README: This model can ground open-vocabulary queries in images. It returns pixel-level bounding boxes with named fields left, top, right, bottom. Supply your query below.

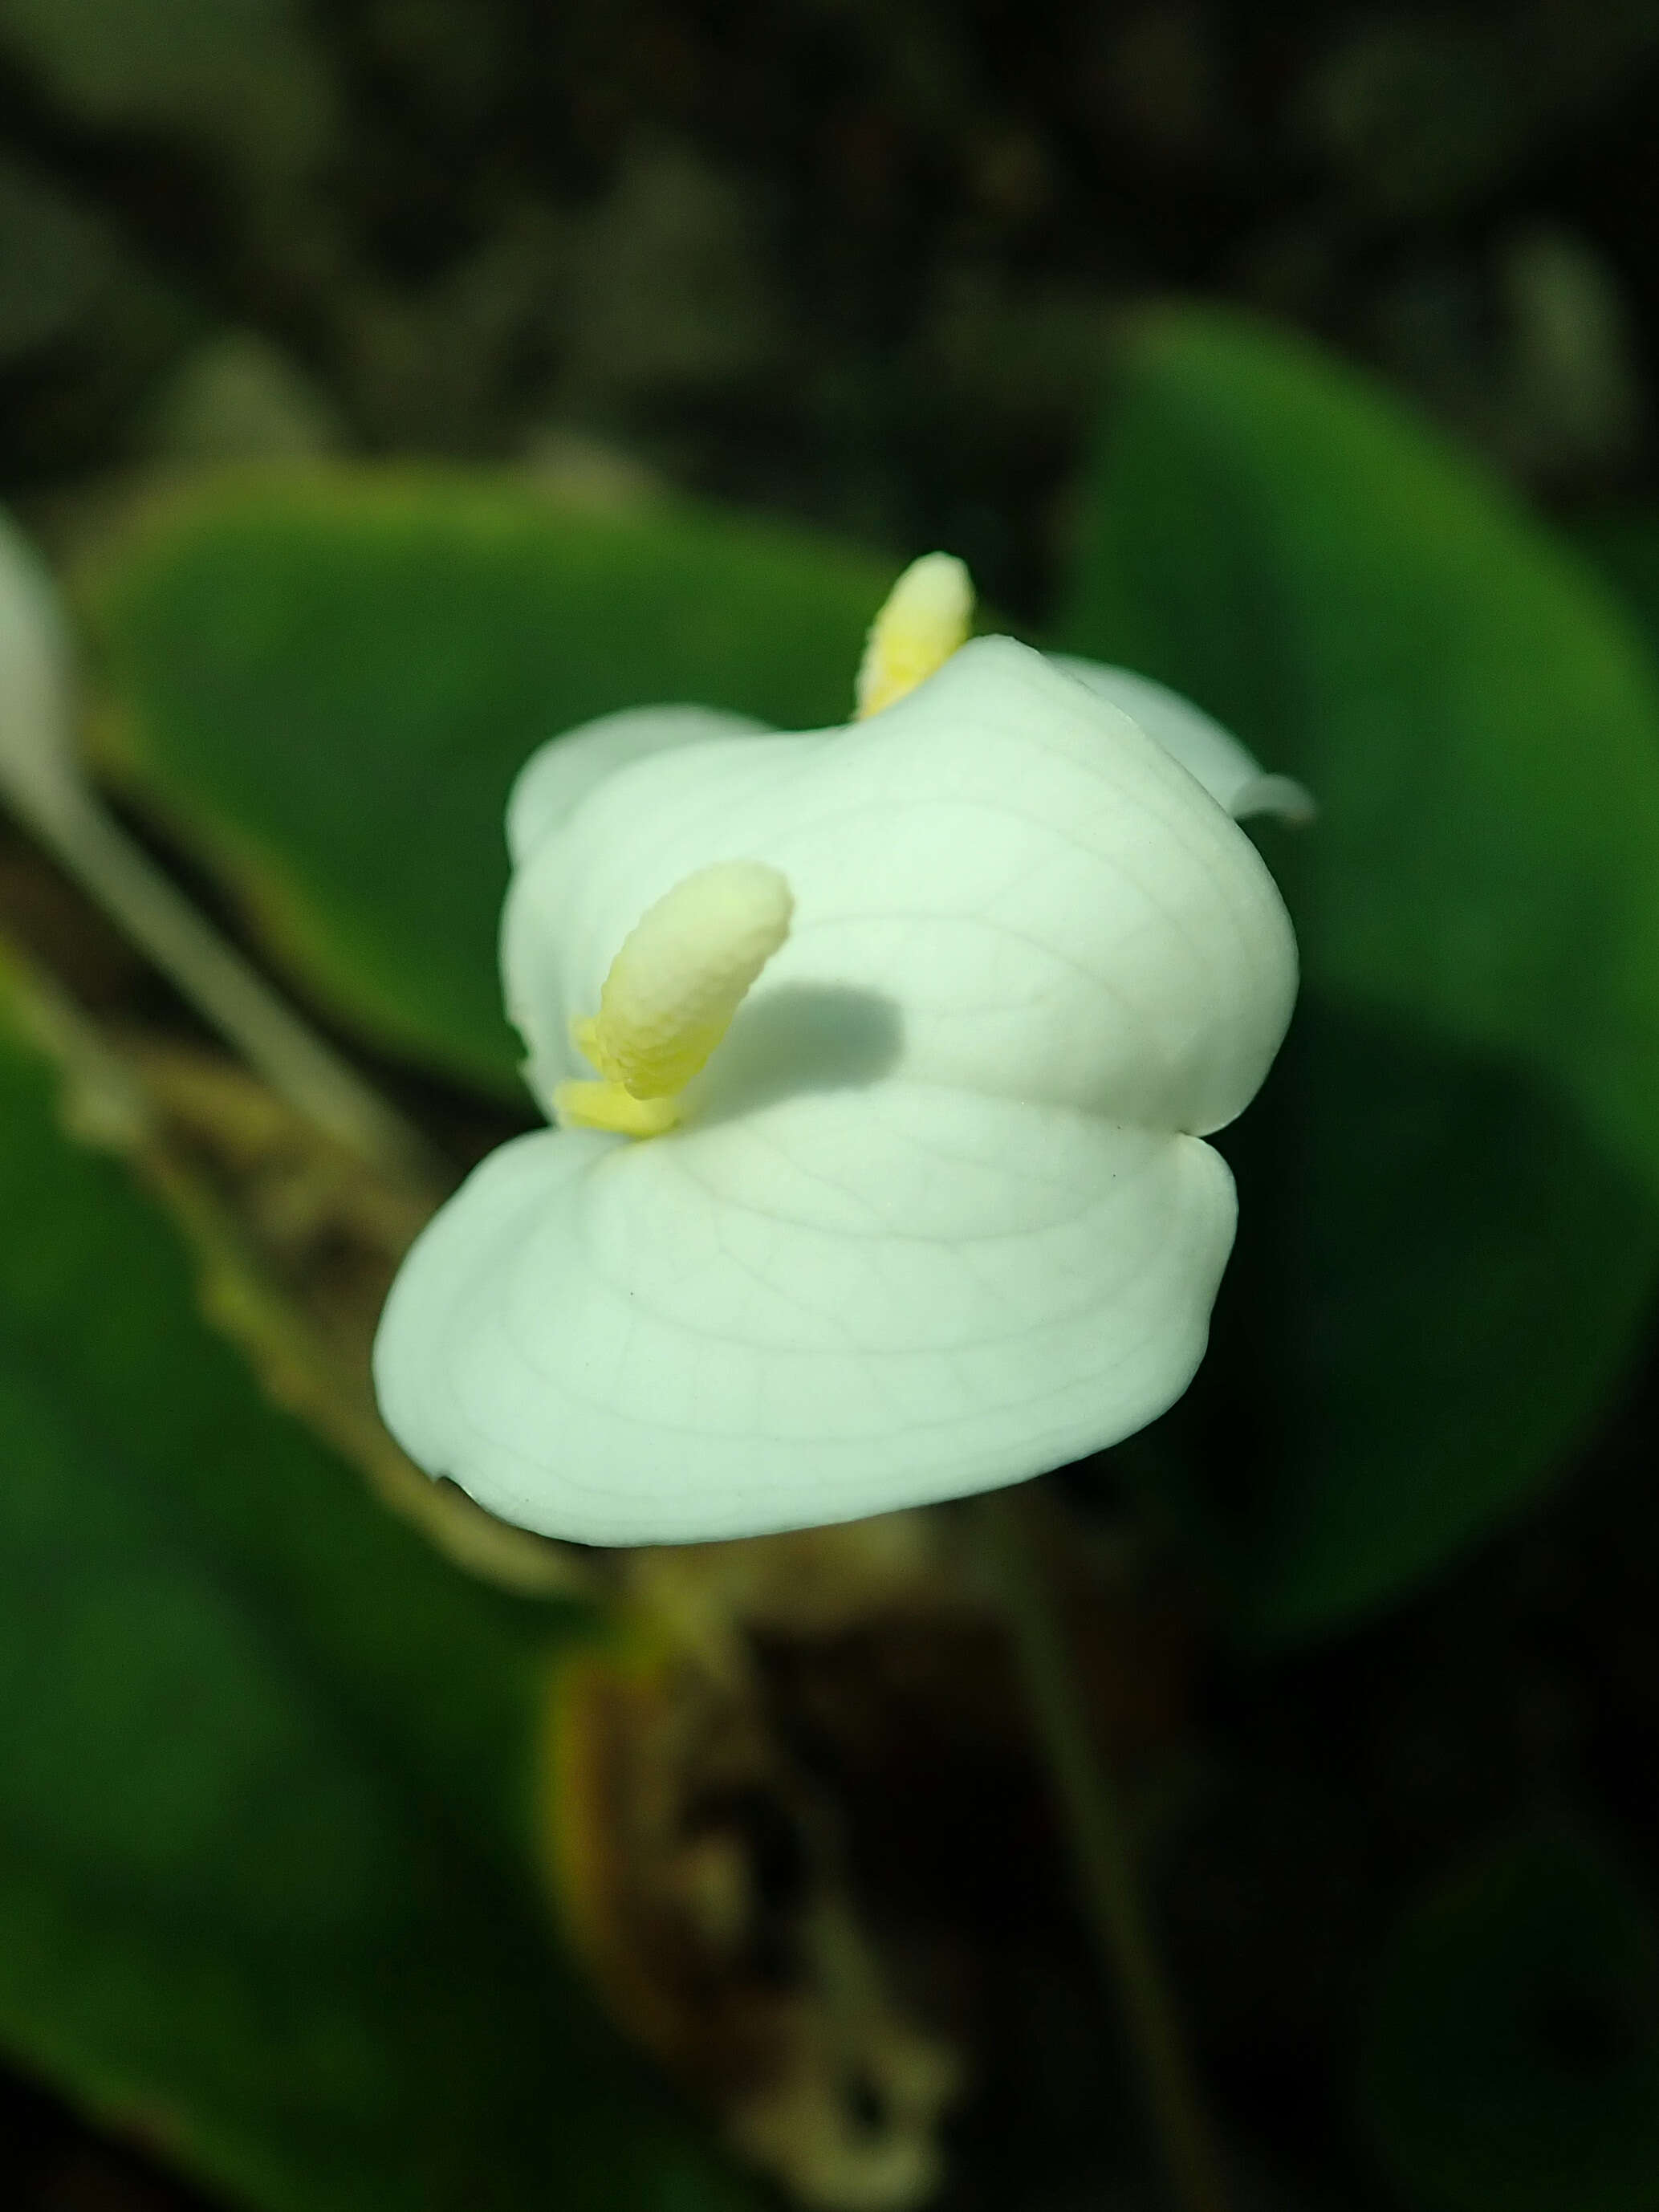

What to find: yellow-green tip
left=855, top=552, right=974, bottom=718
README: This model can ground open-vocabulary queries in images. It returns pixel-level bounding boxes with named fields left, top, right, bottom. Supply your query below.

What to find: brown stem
left=974, top=1484, right=1229, bottom=2212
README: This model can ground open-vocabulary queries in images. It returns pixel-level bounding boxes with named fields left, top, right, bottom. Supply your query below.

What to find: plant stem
left=0, top=509, right=445, bottom=1196
left=974, top=1484, right=1229, bottom=2212
left=31, top=786, right=447, bottom=1196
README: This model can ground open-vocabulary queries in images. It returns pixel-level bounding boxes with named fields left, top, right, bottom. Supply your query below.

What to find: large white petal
left=1051, top=656, right=1314, bottom=824
left=504, top=637, right=1297, bottom=1138
left=372, top=1082, right=1236, bottom=1545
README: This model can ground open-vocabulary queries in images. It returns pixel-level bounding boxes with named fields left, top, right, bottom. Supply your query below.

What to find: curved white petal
left=1052, top=656, right=1315, bottom=825
left=506, top=704, right=767, bottom=866
left=505, top=637, right=1297, bottom=1139
left=372, top=1084, right=1237, bottom=1545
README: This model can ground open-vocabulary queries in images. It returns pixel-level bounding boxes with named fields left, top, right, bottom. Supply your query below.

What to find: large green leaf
left=1059, top=310, right=1659, bottom=1637
left=1575, top=513, right=1659, bottom=663
left=76, top=475, right=892, bottom=1091
left=1360, top=1826, right=1659, bottom=2212
left=0, top=972, right=754, bottom=2211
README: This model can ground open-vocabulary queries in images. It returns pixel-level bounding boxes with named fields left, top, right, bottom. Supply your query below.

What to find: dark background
left=4, top=1, right=1657, bottom=609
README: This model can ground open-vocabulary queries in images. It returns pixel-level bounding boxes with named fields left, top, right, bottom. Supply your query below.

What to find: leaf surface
left=0, top=971, right=754, bottom=2211
left=79, top=475, right=891, bottom=1089
left=1061, top=311, right=1659, bottom=1634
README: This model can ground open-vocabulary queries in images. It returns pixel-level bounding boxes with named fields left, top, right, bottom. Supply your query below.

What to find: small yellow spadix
left=552, top=860, right=794, bottom=1137
left=855, top=552, right=974, bottom=719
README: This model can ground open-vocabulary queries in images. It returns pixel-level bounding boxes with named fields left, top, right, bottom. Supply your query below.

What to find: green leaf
left=1574, top=512, right=1659, bottom=662
left=1059, top=310, right=1659, bottom=1637
left=76, top=474, right=892, bottom=1092
left=1360, top=1826, right=1659, bottom=2212
left=0, top=970, right=755, bottom=2211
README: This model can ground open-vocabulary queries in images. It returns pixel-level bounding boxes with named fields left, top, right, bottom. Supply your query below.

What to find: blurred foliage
left=0, top=961, right=756, bottom=2212
left=0, top=0, right=1654, bottom=570
left=75, top=482, right=889, bottom=1088
left=1061, top=308, right=1659, bottom=1637
left=0, top=0, right=337, bottom=183
left=1360, top=1824, right=1659, bottom=2211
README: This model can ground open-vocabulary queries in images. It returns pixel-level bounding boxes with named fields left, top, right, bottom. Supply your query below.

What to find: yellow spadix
left=551, top=860, right=794, bottom=1137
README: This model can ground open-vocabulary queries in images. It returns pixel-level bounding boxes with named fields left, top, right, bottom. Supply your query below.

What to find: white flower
left=373, top=557, right=1303, bottom=1547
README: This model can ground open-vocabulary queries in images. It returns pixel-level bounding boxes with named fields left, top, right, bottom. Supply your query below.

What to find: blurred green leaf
left=1360, top=1825, right=1659, bottom=2212
left=1574, top=513, right=1659, bottom=656
left=0, top=970, right=755, bottom=2211
left=1060, top=310, right=1659, bottom=1637
left=77, top=474, right=891, bottom=1092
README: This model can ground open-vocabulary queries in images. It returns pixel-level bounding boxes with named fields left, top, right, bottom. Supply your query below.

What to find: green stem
left=974, top=1485, right=1229, bottom=2212
left=28, top=785, right=445, bottom=1196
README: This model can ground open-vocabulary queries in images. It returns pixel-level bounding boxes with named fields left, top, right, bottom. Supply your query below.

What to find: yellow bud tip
left=553, top=860, right=794, bottom=1137
left=855, top=552, right=974, bottom=719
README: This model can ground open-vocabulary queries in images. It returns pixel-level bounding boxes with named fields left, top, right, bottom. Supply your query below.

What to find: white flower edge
left=375, top=637, right=1299, bottom=1546
left=1051, top=657, right=1315, bottom=825
left=506, top=703, right=766, bottom=866
left=503, top=653, right=1314, bottom=878
left=375, top=1096, right=1238, bottom=1544
left=502, top=640, right=1295, bottom=1135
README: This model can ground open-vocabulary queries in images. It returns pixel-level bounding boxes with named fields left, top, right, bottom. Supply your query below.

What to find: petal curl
left=372, top=1084, right=1237, bottom=1545
left=1052, top=656, right=1315, bottom=825
left=504, top=638, right=1297, bottom=1138
left=506, top=704, right=766, bottom=866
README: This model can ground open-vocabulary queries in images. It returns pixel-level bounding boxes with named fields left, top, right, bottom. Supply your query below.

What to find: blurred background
left=2, top=0, right=1656, bottom=604
left=5, top=6, right=1659, bottom=2212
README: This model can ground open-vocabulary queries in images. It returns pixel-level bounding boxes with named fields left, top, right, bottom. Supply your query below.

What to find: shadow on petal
left=687, top=982, right=904, bottom=1128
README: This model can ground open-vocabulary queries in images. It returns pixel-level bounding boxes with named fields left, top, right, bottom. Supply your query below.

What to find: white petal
left=504, top=637, right=1297, bottom=1138
left=506, top=704, right=767, bottom=866
left=372, top=1084, right=1237, bottom=1545
left=1052, top=656, right=1315, bottom=825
